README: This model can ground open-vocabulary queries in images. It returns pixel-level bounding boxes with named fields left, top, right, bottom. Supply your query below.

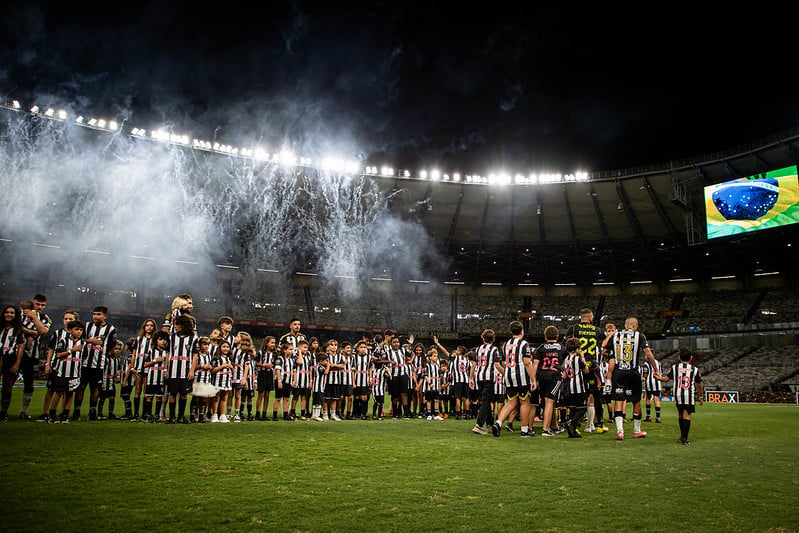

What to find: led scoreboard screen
left=704, top=165, right=799, bottom=240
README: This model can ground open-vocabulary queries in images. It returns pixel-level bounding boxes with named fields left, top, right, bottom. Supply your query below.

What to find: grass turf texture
left=1, top=393, right=798, bottom=532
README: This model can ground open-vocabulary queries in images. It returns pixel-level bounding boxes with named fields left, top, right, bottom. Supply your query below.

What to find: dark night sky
left=2, top=1, right=797, bottom=174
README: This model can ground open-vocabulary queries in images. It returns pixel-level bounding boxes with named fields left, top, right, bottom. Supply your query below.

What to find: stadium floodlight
left=669, top=278, right=693, bottom=282
left=97, top=119, right=106, bottom=128
left=279, top=150, right=297, bottom=167
left=419, top=170, right=428, bottom=180
left=711, top=275, right=736, bottom=280
left=30, top=105, right=40, bottom=114
left=430, top=170, right=440, bottom=181
left=44, top=108, right=55, bottom=117
left=402, top=170, right=411, bottom=178
left=75, top=116, right=84, bottom=124
left=11, top=100, right=21, bottom=109
left=630, top=280, right=652, bottom=284
left=87, top=118, right=97, bottom=126
left=108, top=120, right=118, bottom=131
left=380, top=166, right=393, bottom=176
left=452, top=173, right=461, bottom=181
left=57, top=110, right=68, bottom=120
left=253, top=148, right=269, bottom=161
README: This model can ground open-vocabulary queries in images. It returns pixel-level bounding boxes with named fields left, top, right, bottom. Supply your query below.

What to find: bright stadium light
left=419, top=170, right=428, bottom=180
left=430, top=170, right=440, bottom=181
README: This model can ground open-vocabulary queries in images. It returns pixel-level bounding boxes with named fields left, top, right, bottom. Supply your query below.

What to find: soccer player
left=385, top=336, right=413, bottom=419
left=142, top=331, right=169, bottom=423
left=18, top=294, right=51, bottom=419
left=97, top=340, right=123, bottom=420
left=351, top=340, right=372, bottom=420
left=291, top=339, right=312, bottom=420
left=642, top=358, right=663, bottom=423
left=48, top=319, right=85, bottom=424
left=604, top=317, right=660, bottom=440
left=370, top=358, right=390, bottom=420
left=323, top=339, right=344, bottom=420
left=654, top=347, right=704, bottom=444
left=433, top=336, right=470, bottom=419
left=39, top=309, right=79, bottom=423
left=492, top=320, right=535, bottom=438
left=191, top=336, right=215, bottom=422
left=471, top=329, right=503, bottom=435
left=255, top=336, right=276, bottom=420
left=565, top=308, right=608, bottom=433
left=338, top=341, right=354, bottom=419
left=531, top=325, right=567, bottom=437
left=128, top=318, right=158, bottom=420
left=309, top=352, right=329, bottom=421
left=210, top=339, right=234, bottom=423
left=279, top=317, right=306, bottom=351
left=164, top=314, right=199, bottom=424
left=274, top=342, right=295, bottom=421
left=561, top=337, right=590, bottom=438
left=73, top=306, right=116, bottom=421
left=422, top=347, right=444, bottom=420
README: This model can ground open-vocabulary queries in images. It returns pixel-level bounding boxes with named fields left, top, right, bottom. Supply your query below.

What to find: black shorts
left=451, top=382, right=469, bottom=399
left=610, top=370, right=642, bottom=403
left=80, top=367, right=103, bottom=388
left=353, top=386, right=369, bottom=397
left=145, top=384, right=165, bottom=396
left=675, top=403, right=696, bottom=414
left=275, top=383, right=293, bottom=399
left=100, top=387, right=116, bottom=399
left=324, top=383, right=342, bottom=400
left=538, top=373, right=560, bottom=400
left=505, top=385, right=531, bottom=401
left=292, top=387, right=310, bottom=398
left=342, top=384, right=354, bottom=397
left=389, top=376, right=410, bottom=397
left=166, top=377, right=193, bottom=396
left=424, top=390, right=440, bottom=402
left=563, top=392, right=588, bottom=408
left=257, top=371, right=274, bottom=392
left=51, top=376, right=72, bottom=393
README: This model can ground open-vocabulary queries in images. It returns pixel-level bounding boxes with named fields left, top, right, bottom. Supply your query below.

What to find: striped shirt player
left=212, top=355, right=233, bottom=391
left=46, top=327, right=71, bottom=381
left=293, top=352, right=313, bottom=390
left=422, top=360, right=441, bottom=394
left=560, top=339, right=590, bottom=437
left=131, top=335, right=153, bottom=377
left=605, top=318, right=659, bottom=439
left=370, top=365, right=390, bottom=419
left=641, top=360, right=663, bottom=395
left=194, top=351, right=213, bottom=385
left=310, top=359, right=329, bottom=420
left=351, top=349, right=372, bottom=391
left=165, top=330, right=199, bottom=423
left=502, top=337, right=533, bottom=391
left=449, top=351, right=471, bottom=404
left=274, top=352, right=294, bottom=398
left=81, top=320, right=116, bottom=385
left=666, top=361, right=702, bottom=407
left=230, top=347, right=248, bottom=388
left=660, top=348, right=704, bottom=444
left=472, top=338, right=502, bottom=430
left=53, top=334, right=84, bottom=390
left=144, top=348, right=167, bottom=391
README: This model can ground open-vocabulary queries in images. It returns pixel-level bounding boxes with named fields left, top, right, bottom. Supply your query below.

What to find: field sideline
left=1, top=391, right=797, bottom=532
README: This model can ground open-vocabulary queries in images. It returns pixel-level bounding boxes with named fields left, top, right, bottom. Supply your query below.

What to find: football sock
left=178, top=397, right=187, bottom=419
left=21, top=392, right=33, bottom=414
left=614, top=411, right=624, bottom=433
left=633, top=413, right=642, bottom=433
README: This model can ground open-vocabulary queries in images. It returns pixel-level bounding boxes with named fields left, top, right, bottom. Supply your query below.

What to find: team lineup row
left=0, top=294, right=703, bottom=443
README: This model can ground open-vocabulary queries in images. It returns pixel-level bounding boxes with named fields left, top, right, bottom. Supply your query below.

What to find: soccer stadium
left=1, top=5, right=798, bottom=532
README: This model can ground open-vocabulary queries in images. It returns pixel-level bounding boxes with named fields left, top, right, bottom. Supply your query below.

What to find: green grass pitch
left=1, top=390, right=797, bottom=532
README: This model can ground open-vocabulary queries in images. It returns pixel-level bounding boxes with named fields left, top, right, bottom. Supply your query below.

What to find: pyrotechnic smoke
left=0, top=109, right=446, bottom=308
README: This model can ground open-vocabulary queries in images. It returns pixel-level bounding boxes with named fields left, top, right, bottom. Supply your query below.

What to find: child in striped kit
left=210, top=339, right=234, bottom=423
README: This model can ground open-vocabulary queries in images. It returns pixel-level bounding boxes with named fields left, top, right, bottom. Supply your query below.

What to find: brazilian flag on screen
left=705, top=165, right=799, bottom=239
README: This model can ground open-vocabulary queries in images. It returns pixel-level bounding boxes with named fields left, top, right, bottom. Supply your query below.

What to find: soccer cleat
left=233, top=415, right=241, bottom=423
left=584, top=425, right=595, bottom=433
left=616, top=431, right=624, bottom=441
left=520, top=430, right=534, bottom=438
left=219, top=414, right=230, bottom=423
left=165, top=418, right=176, bottom=424
left=656, top=418, right=662, bottom=424
left=427, top=415, right=433, bottom=421
left=644, top=416, right=652, bottom=422
left=0, top=412, right=9, bottom=422
left=680, top=438, right=691, bottom=445
left=504, top=423, right=514, bottom=433
left=491, top=422, right=501, bottom=437
left=569, top=430, right=582, bottom=438
left=596, top=425, right=609, bottom=434
left=634, top=430, right=647, bottom=439
left=210, top=414, right=219, bottom=423
left=107, top=414, right=117, bottom=420
left=472, top=424, right=487, bottom=435
left=541, top=429, right=555, bottom=437
left=553, top=426, right=566, bottom=434
left=19, top=412, right=32, bottom=420
left=37, top=414, right=49, bottom=423
left=434, top=415, right=444, bottom=421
